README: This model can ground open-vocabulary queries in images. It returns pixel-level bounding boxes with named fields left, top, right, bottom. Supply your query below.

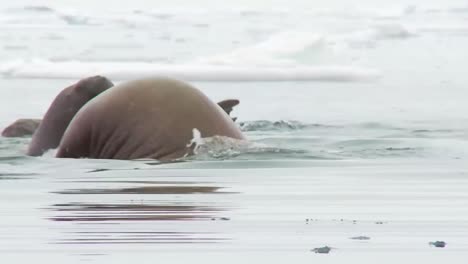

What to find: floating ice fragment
left=429, top=241, right=446, bottom=248
left=311, top=246, right=332, bottom=254
left=350, top=236, right=371, bottom=240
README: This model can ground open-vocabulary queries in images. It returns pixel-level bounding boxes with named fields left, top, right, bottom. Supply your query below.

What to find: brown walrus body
left=56, top=78, right=245, bottom=161
left=27, top=76, right=113, bottom=156
left=1, top=119, right=41, bottom=138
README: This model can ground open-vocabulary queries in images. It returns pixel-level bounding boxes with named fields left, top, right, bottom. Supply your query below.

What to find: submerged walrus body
left=56, top=78, right=245, bottom=161
left=1, top=119, right=41, bottom=138
left=27, top=76, right=113, bottom=156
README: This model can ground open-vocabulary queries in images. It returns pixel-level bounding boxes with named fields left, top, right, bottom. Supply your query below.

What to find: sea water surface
left=1, top=0, right=468, bottom=263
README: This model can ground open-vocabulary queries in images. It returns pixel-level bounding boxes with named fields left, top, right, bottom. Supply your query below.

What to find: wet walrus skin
left=2, top=119, right=41, bottom=137
left=27, top=76, right=113, bottom=156
left=56, top=78, right=245, bottom=161
left=2, top=101, right=238, bottom=138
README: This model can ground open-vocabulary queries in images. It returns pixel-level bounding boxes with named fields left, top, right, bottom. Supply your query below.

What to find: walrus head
left=75, top=75, right=114, bottom=100
left=27, top=75, right=114, bottom=156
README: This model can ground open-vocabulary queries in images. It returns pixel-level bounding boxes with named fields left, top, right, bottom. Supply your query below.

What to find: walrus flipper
left=217, top=99, right=239, bottom=115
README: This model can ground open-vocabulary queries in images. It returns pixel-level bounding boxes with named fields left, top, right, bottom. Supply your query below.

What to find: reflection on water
left=53, top=186, right=224, bottom=195
left=1, top=158, right=468, bottom=262
left=0, top=172, right=39, bottom=180
left=51, top=203, right=222, bottom=222
left=49, top=179, right=232, bottom=245
left=56, top=231, right=227, bottom=245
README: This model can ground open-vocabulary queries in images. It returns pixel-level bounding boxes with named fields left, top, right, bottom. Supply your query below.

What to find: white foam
left=184, top=133, right=253, bottom=160
left=42, top=148, right=58, bottom=158
left=0, top=59, right=381, bottom=82
left=187, top=128, right=203, bottom=155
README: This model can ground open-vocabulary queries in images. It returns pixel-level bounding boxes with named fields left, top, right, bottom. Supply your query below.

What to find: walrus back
left=56, top=78, right=244, bottom=160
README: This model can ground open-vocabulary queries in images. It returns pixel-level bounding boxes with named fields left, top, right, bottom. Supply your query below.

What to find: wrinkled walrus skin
left=56, top=78, right=245, bottom=161
left=1, top=119, right=41, bottom=137
left=27, top=76, right=113, bottom=156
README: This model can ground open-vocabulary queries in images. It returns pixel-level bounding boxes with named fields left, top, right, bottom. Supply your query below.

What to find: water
left=1, top=0, right=468, bottom=263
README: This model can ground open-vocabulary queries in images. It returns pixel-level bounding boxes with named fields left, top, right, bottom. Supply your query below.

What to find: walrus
left=56, top=78, right=245, bottom=160
left=2, top=101, right=238, bottom=138
left=27, top=76, right=113, bottom=156
left=1, top=119, right=41, bottom=137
